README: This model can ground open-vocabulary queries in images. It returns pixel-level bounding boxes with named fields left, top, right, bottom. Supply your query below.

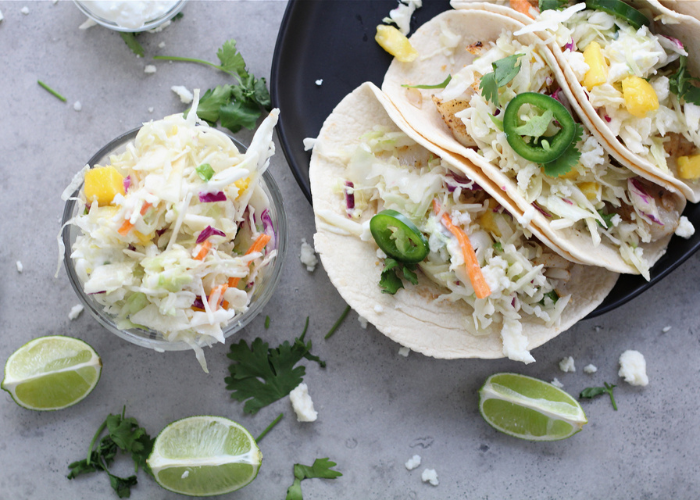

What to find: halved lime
left=148, top=416, right=262, bottom=497
left=1, top=335, right=102, bottom=411
left=479, top=373, right=587, bottom=441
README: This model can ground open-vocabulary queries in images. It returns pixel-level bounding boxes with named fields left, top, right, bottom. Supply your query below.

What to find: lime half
left=148, top=416, right=262, bottom=497
left=1, top=335, right=102, bottom=411
left=479, top=373, right=587, bottom=441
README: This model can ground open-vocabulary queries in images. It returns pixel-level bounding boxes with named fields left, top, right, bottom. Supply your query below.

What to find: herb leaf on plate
left=580, top=382, right=618, bottom=411
left=120, top=33, right=145, bottom=57
left=286, top=458, right=342, bottom=500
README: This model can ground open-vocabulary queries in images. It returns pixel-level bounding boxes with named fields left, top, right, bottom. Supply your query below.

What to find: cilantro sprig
left=225, top=318, right=325, bottom=414
left=67, top=407, right=154, bottom=498
left=380, top=258, right=418, bottom=295
left=120, top=33, right=145, bottom=57
left=402, top=75, right=452, bottom=89
left=154, top=39, right=272, bottom=133
left=480, top=54, right=524, bottom=106
left=543, top=123, right=584, bottom=177
left=669, top=55, right=700, bottom=105
left=580, top=382, right=618, bottom=411
left=539, top=0, right=568, bottom=11
left=286, top=458, right=342, bottom=500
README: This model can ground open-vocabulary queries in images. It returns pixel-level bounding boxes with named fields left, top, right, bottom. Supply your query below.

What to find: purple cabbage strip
left=196, top=225, right=226, bottom=244
left=198, top=191, right=227, bottom=203
left=551, top=88, right=573, bottom=115
left=533, top=203, right=552, bottom=218
left=344, top=181, right=355, bottom=217
left=661, top=35, right=684, bottom=51
left=446, top=172, right=483, bottom=192
left=260, top=208, right=276, bottom=247
left=628, top=178, right=663, bottom=225
left=604, top=115, right=612, bottom=123
left=192, top=297, right=205, bottom=309
left=564, top=38, right=576, bottom=52
left=123, top=175, right=131, bottom=193
left=563, top=198, right=574, bottom=205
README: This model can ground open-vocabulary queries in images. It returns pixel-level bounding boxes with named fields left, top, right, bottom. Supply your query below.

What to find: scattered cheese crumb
left=289, top=383, right=318, bottom=422
left=550, top=377, right=564, bottom=388
left=559, top=356, right=576, bottom=373
left=315, top=79, right=323, bottom=86
left=21, top=6, right=29, bottom=15
left=376, top=248, right=387, bottom=259
left=300, top=238, right=318, bottom=272
left=662, top=326, right=672, bottom=333
left=421, top=468, right=439, bottom=486
left=79, top=18, right=97, bottom=30
left=148, top=20, right=170, bottom=33
left=517, top=205, right=536, bottom=226
left=171, top=85, right=193, bottom=104
left=73, top=101, right=82, bottom=112
left=404, top=455, right=421, bottom=470
left=303, top=137, right=317, bottom=151
left=358, top=315, right=368, bottom=329
left=181, top=470, right=189, bottom=479
left=0, top=9, right=5, bottom=22
left=398, top=346, right=410, bottom=357
left=384, top=0, right=423, bottom=36
left=619, top=350, right=648, bottom=386
left=675, top=216, right=695, bottom=239
left=158, top=41, right=166, bottom=48
left=68, top=304, right=84, bottom=320
left=144, top=65, right=157, bottom=74
left=16, top=261, right=23, bottom=273
left=583, top=364, right=597, bottom=374
left=148, top=107, right=154, bottom=113
left=374, top=304, right=384, bottom=314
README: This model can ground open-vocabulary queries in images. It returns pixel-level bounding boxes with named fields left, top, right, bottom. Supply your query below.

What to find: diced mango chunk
left=678, top=155, right=700, bottom=179
left=234, top=177, right=250, bottom=198
left=560, top=168, right=579, bottom=180
left=621, top=76, right=659, bottom=118
left=133, top=230, right=153, bottom=246
left=84, top=166, right=125, bottom=206
left=582, top=42, right=608, bottom=91
left=578, top=181, right=601, bottom=200
left=479, top=200, right=502, bottom=237
left=375, top=25, right=418, bottom=63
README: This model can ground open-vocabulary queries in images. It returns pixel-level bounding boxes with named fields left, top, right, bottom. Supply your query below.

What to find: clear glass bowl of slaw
left=72, top=0, right=187, bottom=33
left=61, top=126, right=287, bottom=352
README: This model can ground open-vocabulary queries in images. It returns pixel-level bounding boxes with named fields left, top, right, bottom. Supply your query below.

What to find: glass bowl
left=73, top=0, right=187, bottom=33
left=61, top=126, right=287, bottom=352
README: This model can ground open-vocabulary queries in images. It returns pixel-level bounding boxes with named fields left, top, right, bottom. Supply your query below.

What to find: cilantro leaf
left=401, top=263, right=419, bottom=285
left=540, top=290, right=559, bottom=306
left=493, top=241, right=503, bottom=252
left=379, top=258, right=405, bottom=295
left=217, top=39, right=247, bottom=78
left=402, top=75, right=452, bottom=89
left=489, top=114, right=504, bottom=131
left=286, top=458, right=342, bottom=500
left=597, top=209, right=614, bottom=229
left=220, top=99, right=261, bottom=133
left=539, top=0, right=568, bottom=11
left=513, top=109, right=554, bottom=140
left=120, top=33, right=144, bottom=57
left=669, top=55, right=700, bottom=105
left=543, top=123, right=584, bottom=177
left=479, top=54, right=524, bottom=105
left=192, top=85, right=231, bottom=124
left=580, top=382, right=618, bottom=410
left=107, top=472, right=138, bottom=499
left=225, top=323, right=326, bottom=414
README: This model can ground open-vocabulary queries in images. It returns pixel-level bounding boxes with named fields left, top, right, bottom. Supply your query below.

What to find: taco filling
left=436, top=29, right=680, bottom=278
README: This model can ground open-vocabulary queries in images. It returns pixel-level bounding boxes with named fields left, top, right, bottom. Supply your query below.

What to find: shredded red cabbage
left=196, top=225, right=226, bottom=244
left=564, top=38, right=576, bottom=52
left=199, top=191, right=227, bottom=203
left=192, top=297, right=205, bottom=309
left=629, top=178, right=663, bottom=225
left=123, top=175, right=131, bottom=192
left=604, top=115, right=612, bottom=123
left=446, top=172, right=483, bottom=192
left=551, top=88, right=573, bottom=115
left=260, top=209, right=276, bottom=247
left=563, top=198, right=574, bottom=205
left=533, top=203, right=552, bottom=218
left=344, top=181, right=355, bottom=217
left=661, top=35, right=684, bottom=51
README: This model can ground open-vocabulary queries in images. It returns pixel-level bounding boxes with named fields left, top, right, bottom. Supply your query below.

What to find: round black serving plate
left=270, top=0, right=700, bottom=318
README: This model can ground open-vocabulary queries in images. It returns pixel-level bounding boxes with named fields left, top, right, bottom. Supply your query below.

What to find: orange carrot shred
left=228, top=234, right=272, bottom=288
left=221, top=300, right=230, bottom=310
left=510, top=0, right=538, bottom=18
left=140, top=202, right=152, bottom=215
left=209, top=284, right=229, bottom=311
left=432, top=200, right=491, bottom=299
left=118, top=220, right=134, bottom=236
left=194, top=240, right=212, bottom=261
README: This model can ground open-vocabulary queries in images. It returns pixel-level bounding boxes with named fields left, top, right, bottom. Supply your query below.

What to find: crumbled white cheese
left=158, top=41, right=166, bottom=48
left=619, top=350, right=649, bottom=386
left=300, top=238, right=318, bottom=272
left=171, top=85, right=193, bottom=104
left=303, top=137, right=317, bottom=151
left=405, top=455, right=421, bottom=470
left=583, top=364, right=597, bottom=374
left=0, top=9, right=4, bottom=22
left=144, top=65, right=157, bottom=74
left=376, top=248, right=387, bottom=259
left=421, top=468, right=439, bottom=486
left=398, top=346, right=410, bottom=357
left=16, top=261, right=23, bottom=273
left=550, top=377, right=564, bottom=388
left=148, top=107, right=154, bottom=113
left=675, top=216, right=695, bottom=239
left=315, top=79, right=323, bottom=86
left=73, top=101, right=82, bottom=112
left=517, top=206, right=536, bottom=226
left=289, top=383, right=318, bottom=422
left=79, top=18, right=97, bottom=30
left=21, top=6, right=29, bottom=15
left=384, top=0, right=423, bottom=36
left=68, top=304, right=84, bottom=320
left=662, top=326, right=672, bottom=333
left=181, top=470, right=189, bottom=479
left=374, top=304, right=384, bottom=314
left=358, top=315, right=368, bottom=329
left=559, top=356, right=576, bottom=373
left=148, top=20, right=171, bottom=33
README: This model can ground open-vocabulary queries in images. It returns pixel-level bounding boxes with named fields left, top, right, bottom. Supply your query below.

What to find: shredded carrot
left=209, top=284, right=229, bottom=311
left=432, top=200, right=491, bottom=299
left=194, top=240, right=212, bottom=261
left=118, top=220, right=134, bottom=236
left=140, top=202, right=152, bottom=215
left=228, top=234, right=272, bottom=288
left=221, top=300, right=230, bottom=310
left=509, top=0, right=538, bottom=19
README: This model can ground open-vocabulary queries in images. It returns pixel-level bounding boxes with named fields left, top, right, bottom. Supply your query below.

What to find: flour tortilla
left=310, top=82, right=618, bottom=360
left=658, top=1, right=700, bottom=21
left=381, top=9, right=685, bottom=275
left=451, top=1, right=700, bottom=201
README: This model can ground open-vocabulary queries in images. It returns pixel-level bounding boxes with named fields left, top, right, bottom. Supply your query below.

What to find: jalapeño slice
left=503, top=92, right=577, bottom=164
left=370, top=210, right=429, bottom=263
left=585, top=0, right=650, bottom=30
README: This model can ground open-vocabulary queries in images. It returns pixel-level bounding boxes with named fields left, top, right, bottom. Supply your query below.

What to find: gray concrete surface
left=1, top=1, right=699, bottom=499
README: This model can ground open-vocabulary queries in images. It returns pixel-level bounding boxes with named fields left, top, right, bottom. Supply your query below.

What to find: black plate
left=270, top=0, right=700, bottom=318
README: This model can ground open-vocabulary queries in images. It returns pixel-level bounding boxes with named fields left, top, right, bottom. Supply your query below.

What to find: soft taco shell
left=381, top=9, right=685, bottom=275
left=310, top=81, right=618, bottom=359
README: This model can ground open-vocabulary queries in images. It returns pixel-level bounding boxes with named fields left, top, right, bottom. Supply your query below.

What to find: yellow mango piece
left=622, top=76, right=659, bottom=118
left=133, top=231, right=153, bottom=246
left=84, top=166, right=125, bottom=206
left=479, top=202, right=502, bottom=237
left=560, top=168, right=579, bottom=180
left=234, top=177, right=250, bottom=198
left=582, top=41, right=608, bottom=91
left=578, top=181, right=601, bottom=200
left=678, top=155, right=700, bottom=179
left=375, top=25, right=418, bottom=63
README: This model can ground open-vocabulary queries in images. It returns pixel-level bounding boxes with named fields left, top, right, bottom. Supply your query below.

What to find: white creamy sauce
left=80, top=1, right=178, bottom=30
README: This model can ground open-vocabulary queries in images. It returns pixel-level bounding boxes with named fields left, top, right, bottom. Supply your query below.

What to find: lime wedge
left=479, top=373, right=587, bottom=441
left=148, top=416, right=262, bottom=497
left=1, top=336, right=102, bottom=411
